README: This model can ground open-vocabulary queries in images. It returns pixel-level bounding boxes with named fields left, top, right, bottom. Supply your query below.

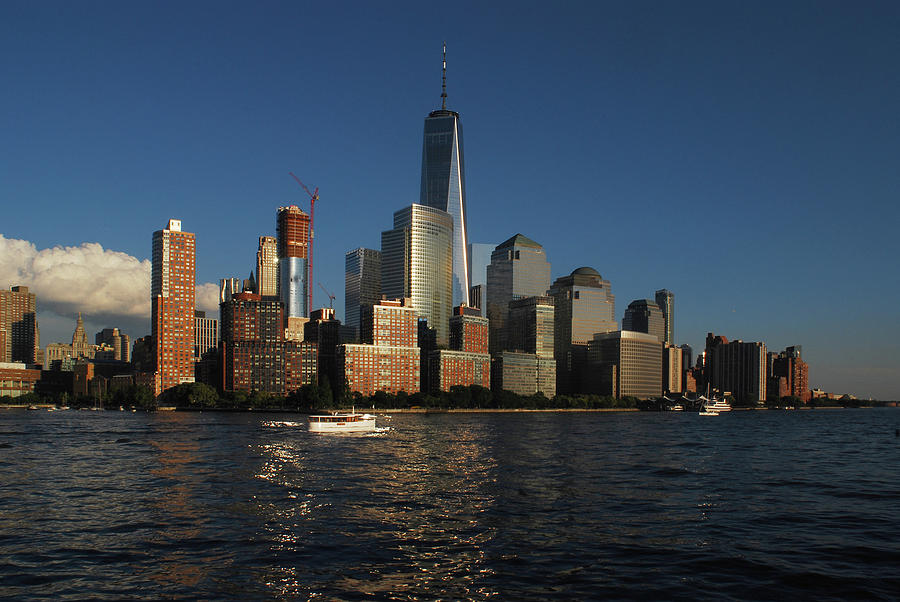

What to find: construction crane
left=318, top=282, right=335, bottom=309
left=289, top=172, right=319, bottom=313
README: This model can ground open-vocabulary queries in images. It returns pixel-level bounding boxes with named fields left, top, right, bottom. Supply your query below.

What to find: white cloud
left=0, top=234, right=219, bottom=340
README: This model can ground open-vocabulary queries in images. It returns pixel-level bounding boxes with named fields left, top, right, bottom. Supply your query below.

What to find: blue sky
left=2, top=1, right=898, bottom=398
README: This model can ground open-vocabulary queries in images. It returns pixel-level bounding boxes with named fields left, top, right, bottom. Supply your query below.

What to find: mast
left=441, top=42, right=447, bottom=110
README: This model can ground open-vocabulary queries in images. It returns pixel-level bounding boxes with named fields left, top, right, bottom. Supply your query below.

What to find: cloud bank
left=0, top=235, right=219, bottom=338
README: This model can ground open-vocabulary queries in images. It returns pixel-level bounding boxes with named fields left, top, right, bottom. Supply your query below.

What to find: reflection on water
left=1, top=409, right=898, bottom=599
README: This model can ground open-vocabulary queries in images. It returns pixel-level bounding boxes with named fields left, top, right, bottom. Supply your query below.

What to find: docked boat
left=698, top=408, right=719, bottom=416
left=308, top=410, right=376, bottom=433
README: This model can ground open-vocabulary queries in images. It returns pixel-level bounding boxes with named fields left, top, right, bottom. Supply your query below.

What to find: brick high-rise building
left=338, top=298, right=420, bottom=396
left=431, top=305, right=491, bottom=393
left=277, top=205, right=310, bottom=319
left=704, top=333, right=767, bottom=405
left=220, top=291, right=316, bottom=395
left=0, top=285, right=39, bottom=364
left=449, top=305, right=488, bottom=354
left=256, top=235, right=279, bottom=297
left=151, top=219, right=196, bottom=396
left=772, top=346, right=810, bottom=403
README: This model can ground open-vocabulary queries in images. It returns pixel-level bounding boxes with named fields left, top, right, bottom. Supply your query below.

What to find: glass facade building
left=420, top=108, right=469, bottom=307
left=588, top=330, right=663, bottom=400
left=256, top=236, right=279, bottom=297
left=655, top=289, right=674, bottom=345
left=622, top=299, right=666, bottom=343
left=549, top=267, right=616, bottom=394
left=344, top=248, right=382, bottom=341
left=381, top=204, right=453, bottom=346
left=276, top=205, right=310, bottom=319
left=485, top=234, right=552, bottom=355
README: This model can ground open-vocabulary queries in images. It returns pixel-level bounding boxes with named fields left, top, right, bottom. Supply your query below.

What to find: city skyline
left=2, top=2, right=899, bottom=399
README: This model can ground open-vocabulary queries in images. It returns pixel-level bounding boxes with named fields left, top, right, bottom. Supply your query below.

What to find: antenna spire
left=441, top=42, right=447, bottom=110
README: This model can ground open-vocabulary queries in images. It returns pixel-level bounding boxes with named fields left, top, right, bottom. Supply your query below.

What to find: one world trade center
left=420, top=44, right=469, bottom=307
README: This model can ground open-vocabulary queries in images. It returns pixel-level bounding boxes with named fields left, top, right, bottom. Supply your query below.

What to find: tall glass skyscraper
left=485, top=234, right=552, bottom=354
left=381, top=204, right=453, bottom=346
left=277, top=205, right=310, bottom=319
left=344, top=247, right=382, bottom=341
left=420, top=45, right=469, bottom=307
left=655, top=289, right=675, bottom=345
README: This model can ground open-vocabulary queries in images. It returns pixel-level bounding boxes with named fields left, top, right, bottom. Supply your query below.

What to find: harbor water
left=1, top=408, right=898, bottom=600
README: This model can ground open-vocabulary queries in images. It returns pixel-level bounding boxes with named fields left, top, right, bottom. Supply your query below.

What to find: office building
left=588, top=330, right=663, bottom=400
left=507, top=296, right=555, bottom=358
left=420, top=44, right=469, bottom=307
left=304, top=307, right=342, bottom=388
left=256, top=236, right=279, bottom=297
left=622, top=299, right=666, bottom=343
left=0, top=285, right=39, bottom=364
left=663, top=344, right=683, bottom=394
left=491, top=352, right=556, bottom=397
left=220, top=291, right=316, bottom=395
left=381, top=204, right=453, bottom=346
left=485, top=234, right=552, bottom=354
left=467, top=242, right=496, bottom=313
left=344, top=248, right=382, bottom=340
left=151, top=219, right=196, bottom=396
left=549, top=267, right=616, bottom=394
left=704, top=333, right=767, bottom=405
left=193, top=311, right=218, bottom=360
left=655, top=289, right=675, bottom=345
left=338, top=298, right=420, bottom=396
left=277, top=205, right=310, bottom=319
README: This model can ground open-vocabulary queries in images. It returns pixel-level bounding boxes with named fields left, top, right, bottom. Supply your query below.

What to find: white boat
left=308, top=410, right=376, bottom=433
left=698, top=395, right=732, bottom=413
left=698, top=409, right=719, bottom=416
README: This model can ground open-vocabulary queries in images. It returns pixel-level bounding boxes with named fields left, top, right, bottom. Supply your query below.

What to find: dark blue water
left=1, top=408, right=898, bottom=600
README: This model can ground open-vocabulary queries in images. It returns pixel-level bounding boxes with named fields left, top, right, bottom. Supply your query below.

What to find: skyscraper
left=549, top=267, right=616, bottom=394
left=588, top=330, right=663, bottom=399
left=220, top=291, right=316, bottom=394
left=420, top=44, right=469, bottom=307
left=277, top=205, right=310, bottom=319
left=344, top=248, right=382, bottom=340
left=655, top=289, right=674, bottom=345
left=151, top=219, right=196, bottom=396
left=467, top=242, right=496, bottom=313
left=338, top=298, right=421, bottom=396
left=256, top=235, right=279, bottom=297
left=0, top=286, right=39, bottom=364
left=622, top=299, right=666, bottom=343
left=485, top=234, right=552, bottom=354
left=381, top=204, right=453, bottom=346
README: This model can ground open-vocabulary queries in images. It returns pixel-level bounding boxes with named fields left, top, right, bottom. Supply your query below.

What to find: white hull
left=308, top=413, right=376, bottom=433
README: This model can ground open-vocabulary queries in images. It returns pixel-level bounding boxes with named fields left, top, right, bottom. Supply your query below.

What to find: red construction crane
left=318, top=282, right=335, bottom=309
left=289, top=172, right=319, bottom=313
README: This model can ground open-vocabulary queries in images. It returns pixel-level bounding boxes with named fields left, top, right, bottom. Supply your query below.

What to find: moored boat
left=308, top=410, right=376, bottom=433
